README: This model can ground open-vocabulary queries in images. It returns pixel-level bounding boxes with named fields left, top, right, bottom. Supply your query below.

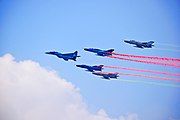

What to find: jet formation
left=46, top=39, right=154, bottom=80
left=124, top=39, right=154, bottom=49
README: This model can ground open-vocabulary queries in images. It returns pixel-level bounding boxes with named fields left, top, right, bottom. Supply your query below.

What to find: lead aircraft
left=45, top=51, right=80, bottom=61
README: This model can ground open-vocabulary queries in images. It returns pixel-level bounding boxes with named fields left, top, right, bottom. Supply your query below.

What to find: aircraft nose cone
left=45, top=52, right=50, bottom=54
left=84, top=48, right=88, bottom=51
left=76, top=65, right=81, bottom=67
left=124, top=40, right=128, bottom=43
left=92, top=72, right=98, bottom=75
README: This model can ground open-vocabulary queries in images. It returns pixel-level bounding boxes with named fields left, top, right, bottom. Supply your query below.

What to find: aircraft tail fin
left=73, top=51, right=80, bottom=57
left=106, top=49, right=114, bottom=53
left=148, top=41, right=154, bottom=44
left=74, top=51, right=78, bottom=55
left=72, top=51, right=80, bottom=61
left=98, top=65, right=104, bottom=68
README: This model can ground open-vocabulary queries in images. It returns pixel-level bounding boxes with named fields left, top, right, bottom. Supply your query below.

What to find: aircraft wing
left=103, top=76, right=110, bottom=79
left=87, top=68, right=94, bottom=72
left=63, top=58, right=69, bottom=61
left=102, top=74, right=110, bottom=79
left=97, top=52, right=105, bottom=56
left=134, top=43, right=144, bottom=48
left=134, top=45, right=144, bottom=48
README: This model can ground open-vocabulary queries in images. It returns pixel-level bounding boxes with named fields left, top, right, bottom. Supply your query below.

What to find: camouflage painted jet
left=124, top=39, right=154, bottom=49
left=92, top=71, right=119, bottom=79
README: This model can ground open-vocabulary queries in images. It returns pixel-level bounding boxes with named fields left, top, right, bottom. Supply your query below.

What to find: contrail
left=112, top=53, right=180, bottom=62
left=117, top=72, right=180, bottom=82
left=108, top=56, right=180, bottom=68
left=104, top=65, right=180, bottom=77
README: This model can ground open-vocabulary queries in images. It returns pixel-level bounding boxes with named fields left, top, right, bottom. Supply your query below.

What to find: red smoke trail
left=117, top=72, right=180, bottom=82
left=112, top=53, right=180, bottom=62
left=104, top=65, right=180, bottom=77
left=108, top=56, right=180, bottom=68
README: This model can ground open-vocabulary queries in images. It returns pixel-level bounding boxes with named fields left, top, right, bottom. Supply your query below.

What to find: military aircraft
left=76, top=64, right=104, bottom=72
left=124, top=39, right=154, bottom=49
left=92, top=71, right=119, bottom=79
left=84, top=48, right=114, bottom=56
left=45, top=51, right=80, bottom=61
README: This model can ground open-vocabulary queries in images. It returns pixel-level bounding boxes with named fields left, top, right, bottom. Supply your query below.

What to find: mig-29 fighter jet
left=124, top=39, right=154, bottom=49
left=84, top=48, right=114, bottom=56
left=92, top=72, right=119, bottom=80
left=76, top=64, right=104, bottom=72
left=45, top=51, right=80, bottom=61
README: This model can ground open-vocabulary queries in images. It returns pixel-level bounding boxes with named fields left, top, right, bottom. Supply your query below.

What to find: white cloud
left=118, top=113, right=139, bottom=120
left=0, top=54, right=139, bottom=120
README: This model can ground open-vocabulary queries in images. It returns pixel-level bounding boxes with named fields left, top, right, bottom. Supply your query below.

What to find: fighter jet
left=76, top=64, right=104, bottom=72
left=84, top=48, right=114, bottom=56
left=45, top=51, right=80, bottom=61
left=92, top=72, right=119, bottom=79
left=124, top=40, right=154, bottom=49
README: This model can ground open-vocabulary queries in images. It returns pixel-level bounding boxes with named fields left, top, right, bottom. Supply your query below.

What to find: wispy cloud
left=0, top=54, right=139, bottom=120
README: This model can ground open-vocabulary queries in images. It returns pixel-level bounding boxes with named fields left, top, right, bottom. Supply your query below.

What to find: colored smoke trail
left=117, top=72, right=180, bottom=82
left=112, top=52, right=180, bottom=62
left=117, top=79, right=180, bottom=88
left=104, top=65, right=180, bottom=77
left=108, top=56, right=180, bottom=68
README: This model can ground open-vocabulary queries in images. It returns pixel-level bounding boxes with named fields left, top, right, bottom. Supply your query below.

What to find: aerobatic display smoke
left=112, top=53, right=180, bottom=62
left=104, top=65, right=180, bottom=77
left=117, top=72, right=180, bottom=82
left=108, top=56, right=180, bottom=68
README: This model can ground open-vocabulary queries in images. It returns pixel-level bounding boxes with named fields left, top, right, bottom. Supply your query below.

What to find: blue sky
left=0, top=0, right=180, bottom=120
